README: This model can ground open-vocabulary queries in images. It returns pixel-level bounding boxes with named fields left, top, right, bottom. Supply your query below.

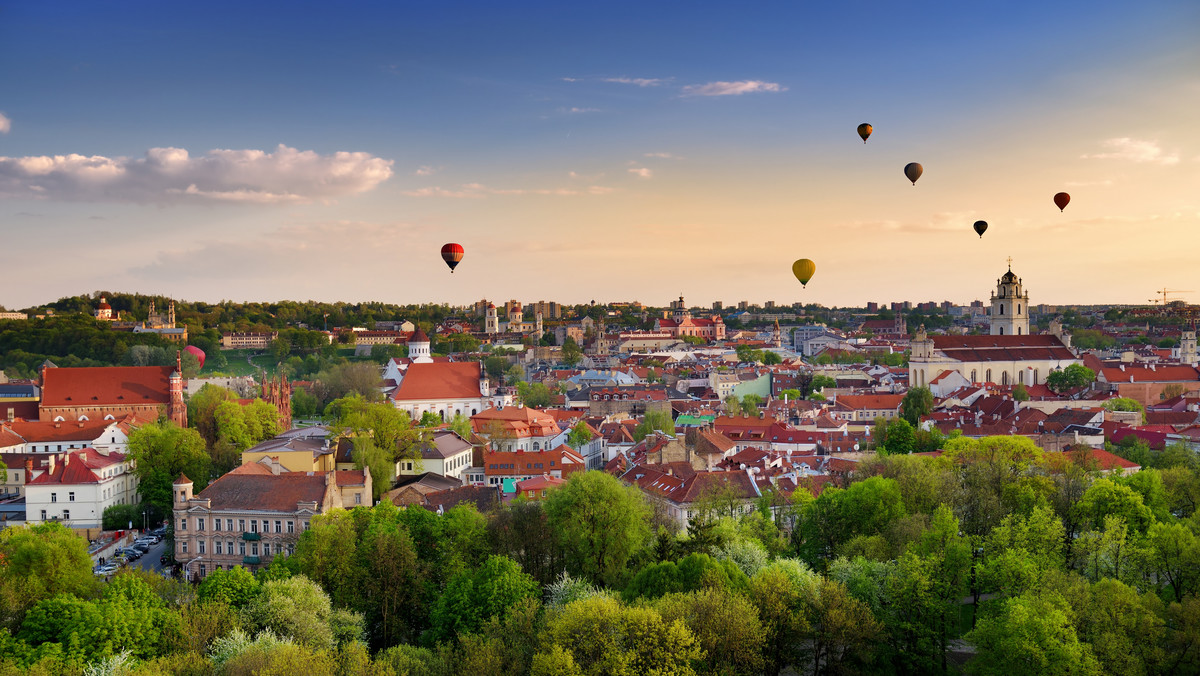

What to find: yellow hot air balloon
left=792, top=259, right=816, bottom=287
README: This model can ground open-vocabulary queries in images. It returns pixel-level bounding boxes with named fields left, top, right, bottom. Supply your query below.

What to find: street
left=133, top=538, right=170, bottom=576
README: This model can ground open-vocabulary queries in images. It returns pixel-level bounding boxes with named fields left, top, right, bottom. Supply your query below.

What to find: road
left=133, top=538, right=170, bottom=575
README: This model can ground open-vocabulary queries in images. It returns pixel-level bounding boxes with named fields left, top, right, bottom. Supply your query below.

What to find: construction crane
left=1150, top=288, right=1194, bottom=305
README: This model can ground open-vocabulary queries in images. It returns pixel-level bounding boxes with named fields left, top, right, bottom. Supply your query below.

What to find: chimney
left=24, top=457, right=33, bottom=475
left=48, top=455, right=56, bottom=475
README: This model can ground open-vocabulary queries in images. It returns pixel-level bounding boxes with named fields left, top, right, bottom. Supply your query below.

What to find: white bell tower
left=990, top=259, right=1030, bottom=337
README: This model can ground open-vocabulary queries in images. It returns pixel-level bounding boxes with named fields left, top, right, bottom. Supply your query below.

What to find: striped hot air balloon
left=440, top=243, right=464, bottom=272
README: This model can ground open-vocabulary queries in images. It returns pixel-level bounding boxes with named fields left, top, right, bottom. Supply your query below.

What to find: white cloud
left=628, top=167, right=653, bottom=179
left=1082, top=138, right=1180, bottom=165
left=403, top=182, right=613, bottom=198
left=602, top=77, right=666, bottom=87
left=644, top=152, right=677, bottom=159
left=1063, top=179, right=1114, bottom=187
left=564, top=107, right=601, bottom=114
left=561, top=77, right=580, bottom=82
left=0, top=112, right=10, bottom=134
left=0, top=144, right=393, bottom=203
left=415, top=165, right=437, bottom=176
left=681, top=80, right=785, bottom=97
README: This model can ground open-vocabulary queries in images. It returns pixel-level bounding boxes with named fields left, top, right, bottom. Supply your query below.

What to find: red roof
left=1101, top=365, right=1200, bottom=383
left=392, top=362, right=483, bottom=401
left=27, top=448, right=126, bottom=485
left=41, top=366, right=174, bottom=407
left=930, top=335, right=1075, bottom=362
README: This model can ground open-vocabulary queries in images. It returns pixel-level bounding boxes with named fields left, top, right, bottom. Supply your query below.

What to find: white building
left=0, top=418, right=130, bottom=456
left=390, top=361, right=511, bottom=420
left=990, top=262, right=1031, bottom=336
left=24, top=448, right=139, bottom=528
left=397, top=429, right=475, bottom=481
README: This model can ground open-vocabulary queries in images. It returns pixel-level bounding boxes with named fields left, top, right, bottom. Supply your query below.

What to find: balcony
left=241, top=532, right=261, bottom=541
left=243, top=556, right=260, bottom=565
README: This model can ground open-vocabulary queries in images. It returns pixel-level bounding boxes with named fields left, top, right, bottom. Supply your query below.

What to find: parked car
left=139, top=535, right=161, bottom=545
left=160, top=554, right=175, bottom=566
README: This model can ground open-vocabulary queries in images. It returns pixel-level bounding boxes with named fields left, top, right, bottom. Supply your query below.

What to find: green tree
left=567, top=420, right=594, bottom=450
left=1075, top=477, right=1154, bottom=533
left=516, top=381, right=553, bottom=407
left=806, top=577, right=883, bottom=675
left=1046, top=363, right=1096, bottom=394
left=541, top=595, right=702, bottom=676
left=545, top=471, right=651, bottom=586
left=241, top=575, right=363, bottom=650
left=1012, top=382, right=1029, bottom=401
left=876, top=417, right=917, bottom=454
left=965, top=591, right=1102, bottom=675
left=634, top=410, right=675, bottom=442
left=779, top=388, right=803, bottom=401
left=196, top=566, right=261, bottom=608
left=0, top=523, right=99, bottom=631
left=127, top=422, right=211, bottom=519
left=429, top=555, right=538, bottom=642
left=1103, top=396, right=1146, bottom=422
left=561, top=337, right=583, bottom=366
left=901, top=386, right=933, bottom=425
left=1144, top=522, right=1200, bottom=602
left=655, top=587, right=766, bottom=676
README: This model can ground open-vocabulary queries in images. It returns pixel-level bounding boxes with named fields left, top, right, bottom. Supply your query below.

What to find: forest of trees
left=4, top=435, right=1200, bottom=674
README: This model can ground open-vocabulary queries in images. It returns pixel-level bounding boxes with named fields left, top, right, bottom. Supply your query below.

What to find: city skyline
left=2, top=1, right=1198, bottom=309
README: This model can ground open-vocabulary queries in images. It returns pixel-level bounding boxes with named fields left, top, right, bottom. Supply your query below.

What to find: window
left=228, top=541, right=234, bottom=554
left=1017, top=327, right=1022, bottom=335
left=287, top=521, right=295, bottom=534
left=216, top=541, right=223, bottom=554
left=179, top=518, right=187, bottom=531
left=199, top=564, right=206, bottom=577
left=181, top=542, right=188, bottom=554
left=199, top=541, right=206, bottom=554
left=355, top=493, right=362, bottom=505
left=68, top=492, right=75, bottom=502
left=40, top=510, right=46, bottom=520
left=274, top=520, right=282, bottom=533
left=999, top=304, right=1005, bottom=315
left=214, top=519, right=221, bottom=532
left=251, top=543, right=259, bottom=556
left=51, top=493, right=57, bottom=503
left=63, top=510, right=69, bottom=520
left=986, top=369, right=992, bottom=383
left=197, top=518, right=205, bottom=531
left=304, top=521, right=310, bottom=531
left=239, top=542, right=246, bottom=556
left=180, top=490, right=186, bottom=501
left=262, top=520, right=269, bottom=533
left=287, top=544, right=295, bottom=556
left=999, top=327, right=1004, bottom=335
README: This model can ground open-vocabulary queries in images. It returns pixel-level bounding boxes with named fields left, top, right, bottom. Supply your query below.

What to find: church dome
left=1000, top=269, right=1018, bottom=284
left=411, top=328, right=430, bottom=343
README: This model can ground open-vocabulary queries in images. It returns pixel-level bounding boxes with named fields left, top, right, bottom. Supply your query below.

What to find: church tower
left=1180, top=328, right=1198, bottom=366
left=535, top=312, right=543, bottom=341
left=168, top=352, right=187, bottom=427
left=409, top=328, right=433, bottom=363
left=671, top=295, right=691, bottom=323
left=485, top=304, right=499, bottom=334
left=771, top=320, right=782, bottom=348
left=989, top=261, right=1030, bottom=336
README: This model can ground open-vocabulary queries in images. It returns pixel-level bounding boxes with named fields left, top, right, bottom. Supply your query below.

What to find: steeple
left=989, top=259, right=1030, bottom=337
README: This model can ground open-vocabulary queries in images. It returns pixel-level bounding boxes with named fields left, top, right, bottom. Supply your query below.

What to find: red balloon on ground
left=184, top=345, right=205, bottom=368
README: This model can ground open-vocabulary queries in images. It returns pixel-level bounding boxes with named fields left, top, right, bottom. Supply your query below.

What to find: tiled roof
left=418, top=430, right=474, bottom=459
left=27, top=448, right=126, bottom=485
left=196, top=472, right=330, bottom=511
left=41, top=366, right=174, bottom=407
left=834, top=394, right=905, bottom=410
left=1101, top=365, right=1200, bottom=383
left=335, top=469, right=369, bottom=487
left=931, top=335, right=1075, bottom=362
left=392, top=362, right=483, bottom=401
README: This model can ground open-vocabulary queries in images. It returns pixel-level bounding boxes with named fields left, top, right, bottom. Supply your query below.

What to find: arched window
left=999, top=327, right=1005, bottom=335
left=1033, top=369, right=1039, bottom=385
left=472, top=408, right=478, bottom=415
left=1017, top=327, right=1022, bottom=335
left=1017, top=304, right=1022, bottom=315
left=971, top=370, right=977, bottom=382
left=986, top=369, right=992, bottom=383
left=532, top=442, right=540, bottom=451
left=999, top=304, right=1005, bottom=315
left=1018, top=371, right=1025, bottom=385
left=1001, top=371, right=1009, bottom=386
left=79, top=415, right=89, bottom=421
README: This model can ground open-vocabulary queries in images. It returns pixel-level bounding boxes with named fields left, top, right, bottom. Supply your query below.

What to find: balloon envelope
left=857, top=123, right=872, bottom=143
left=904, top=163, right=923, bottom=185
left=792, top=259, right=816, bottom=287
left=1053, top=192, right=1070, bottom=212
left=440, top=243, right=464, bottom=272
left=973, top=220, right=988, bottom=238
left=184, top=345, right=205, bottom=369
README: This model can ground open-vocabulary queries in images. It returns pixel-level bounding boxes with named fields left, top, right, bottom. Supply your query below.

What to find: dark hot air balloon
left=904, top=163, right=923, bottom=185
left=973, top=221, right=988, bottom=238
left=184, top=345, right=205, bottom=369
left=1053, top=192, right=1070, bottom=212
left=792, top=259, right=816, bottom=287
left=440, top=243, right=464, bottom=272
left=857, top=123, right=872, bottom=143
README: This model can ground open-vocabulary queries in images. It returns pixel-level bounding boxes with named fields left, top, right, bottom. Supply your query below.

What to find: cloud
left=1082, top=138, right=1180, bottom=165
left=681, top=80, right=785, bottom=96
left=402, top=182, right=613, bottom=198
left=643, top=152, right=677, bottom=159
left=415, top=165, right=437, bottom=176
left=0, top=144, right=393, bottom=204
left=1063, top=179, right=1114, bottom=187
left=0, top=112, right=10, bottom=134
left=602, top=77, right=666, bottom=87
left=561, top=77, right=580, bottom=82
left=628, top=167, right=653, bottom=179
left=563, top=107, right=601, bottom=114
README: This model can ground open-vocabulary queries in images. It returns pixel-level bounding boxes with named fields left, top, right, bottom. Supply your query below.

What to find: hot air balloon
left=973, top=221, right=988, bottom=238
left=792, top=259, right=816, bottom=287
left=857, top=123, right=872, bottom=144
left=184, top=345, right=205, bottom=369
left=904, top=163, right=923, bottom=185
left=440, top=243, right=464, bottom=273
left=1053, top=192, right=1070, bottom=212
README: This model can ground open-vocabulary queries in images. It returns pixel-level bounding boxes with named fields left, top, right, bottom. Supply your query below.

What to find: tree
left=196, top=566, right=261, bottom=608
left=1012, top=383, right=1029, bottom=401
left=127, top=422, right=210, bottom=519
left=876, top=418, right=916, bottom=454
left=241, top=575, right=362, bottom=650
left=484, top=356, right=509, bottom=380
left=561, top=337, right=582, bottom=366
left=779, top=388, right=803, bottom=401
left=761, top=351, right=782, bottom=365
left=1046, top=363, right=1095, bottom=394
left=516, top=381, right=553, bottom=408
left=965, top=591, right=1102, bottom=675
left=1103, top=397, right=1146, bottom=423
left=655, top=588, right=766, bottom=676
left=901, top=386, right=933, bottom=425
left=634, top=410, right=675, bottom=442
left=430, top=555, right=538, bottom=642
left=0, top=523, right=99, bottom=631
left=806, top=578, right=883, bottom=675
left=541, top=595, right=702, bottom=676
left=544, top=471, right=651, bottom=586
left=187, top=383, right=237, bottom=447
left=567, top=420, right=594, bottom=450
left=1075, top=478, right=1154, bottom=533
left=327, top=395, right=419, bottom=500
left=1144, top=522, right=1200, bottom=602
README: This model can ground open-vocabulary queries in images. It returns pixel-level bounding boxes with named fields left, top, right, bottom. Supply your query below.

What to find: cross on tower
left=1006, top=256, right=1013, bottom=269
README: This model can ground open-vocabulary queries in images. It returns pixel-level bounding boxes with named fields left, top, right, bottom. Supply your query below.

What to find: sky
left=1, top=1, right=1198, bottom=311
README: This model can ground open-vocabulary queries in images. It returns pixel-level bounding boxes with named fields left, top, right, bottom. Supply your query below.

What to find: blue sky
left=2, top=1, right=1197, bottom=310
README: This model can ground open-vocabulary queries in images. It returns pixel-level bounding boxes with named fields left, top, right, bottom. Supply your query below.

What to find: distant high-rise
left=712, top=301, right=723, bottom=311
left=531, top=300, right=562, bottom=319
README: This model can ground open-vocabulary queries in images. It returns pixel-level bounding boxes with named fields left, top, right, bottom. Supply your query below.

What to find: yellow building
left=240, top=427, right=337, bottom=473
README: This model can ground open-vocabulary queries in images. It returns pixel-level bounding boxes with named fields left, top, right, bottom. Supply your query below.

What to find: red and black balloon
left=440, top=243, right=464, bottom=272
